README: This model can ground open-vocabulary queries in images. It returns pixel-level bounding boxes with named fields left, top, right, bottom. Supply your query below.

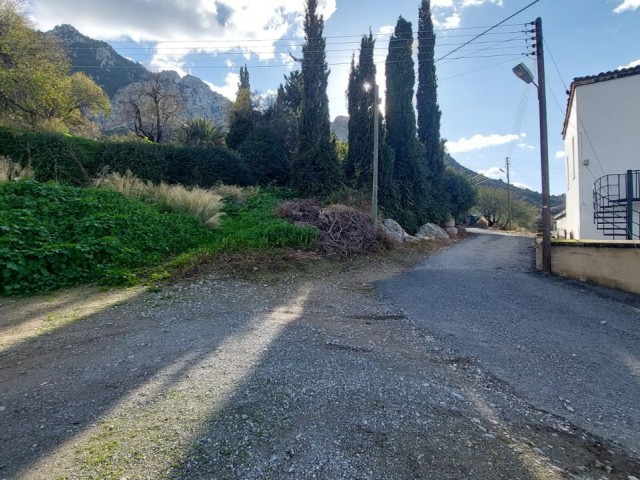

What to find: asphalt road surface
left=378, top=229, right=640, bottom=455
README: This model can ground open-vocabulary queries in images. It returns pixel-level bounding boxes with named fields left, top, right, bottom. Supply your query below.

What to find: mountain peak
left=47, top=23, right=233, bottom=130
left=48, top=24, right=92, bottom=45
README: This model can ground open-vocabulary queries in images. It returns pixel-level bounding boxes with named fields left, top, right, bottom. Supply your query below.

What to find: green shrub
left=212, top=191, right=317, bottom=250
left=0, top=181, right=216, bottom=295
left=96, top=139, right=168, bottom=183
left=0, top=126, right=254, bottom=188
left=0, top=127, right=100, bottom=185
left=163, top=145, right=253, bottom=187
left=239, top=126, right=290, bottom=186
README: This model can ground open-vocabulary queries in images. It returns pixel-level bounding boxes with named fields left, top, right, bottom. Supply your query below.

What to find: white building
left=557, top=65, right=640, bottom=240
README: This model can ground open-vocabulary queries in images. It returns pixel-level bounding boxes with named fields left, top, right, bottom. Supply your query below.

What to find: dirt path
left=1, top=241, right=639, bottom=479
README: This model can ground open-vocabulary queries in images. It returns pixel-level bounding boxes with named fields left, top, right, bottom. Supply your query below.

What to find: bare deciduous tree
left=117, top=73, right=181, bottom=143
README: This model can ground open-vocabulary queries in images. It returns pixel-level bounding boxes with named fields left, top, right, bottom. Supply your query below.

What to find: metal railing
left=593, top=170, right=640, bottom=240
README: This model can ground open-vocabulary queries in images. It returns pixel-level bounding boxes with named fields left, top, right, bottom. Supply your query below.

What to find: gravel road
left=379, top=229, right=640, bottom=455
left=1, top=236, right=640, bottom=479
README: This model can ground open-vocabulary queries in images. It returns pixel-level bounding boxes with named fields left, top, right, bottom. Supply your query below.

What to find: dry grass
left=147, top=182, right=224, bottom=227
left=95, top=171, right=225, bottom=226
left=0, top=156, right=35, bottom=182
left=94, top=170, right=147, bottom=201
left=211, top=184, right=250, bottom=204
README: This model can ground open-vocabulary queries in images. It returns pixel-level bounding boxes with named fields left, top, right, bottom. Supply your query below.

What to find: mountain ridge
left=47, top=24, right=232, bottom=129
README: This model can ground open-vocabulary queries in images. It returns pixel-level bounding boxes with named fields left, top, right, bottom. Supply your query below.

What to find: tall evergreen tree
left=293, top=0, right=342, bottom=197
left=227, top=64, right=257, bottom=150
left=345, top=32, right=394, bottom=209
left=417, top=0, right=444, bottom=180
left=239, top=65, right=250, bottom=91
left=385, top=17, right=427, bottom=231
left=416, top=0, right=451, bottom=223
left=345, top=35, right=375, bottom=189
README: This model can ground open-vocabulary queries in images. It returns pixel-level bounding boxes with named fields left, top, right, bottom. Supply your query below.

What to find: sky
left=26, top=0, right=640, bottom=195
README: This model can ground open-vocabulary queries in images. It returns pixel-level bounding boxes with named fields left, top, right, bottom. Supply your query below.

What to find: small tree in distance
left=476, top=187, right=537, bottom=230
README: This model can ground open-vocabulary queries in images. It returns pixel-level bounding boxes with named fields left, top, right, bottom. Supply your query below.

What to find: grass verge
left=0, top=183, right=317, bottom=296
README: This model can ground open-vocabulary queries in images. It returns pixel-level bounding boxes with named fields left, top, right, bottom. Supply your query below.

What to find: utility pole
left=534, top=17, right=552, bottom=274
left=505, top=157, right=512, bottom=231
left=371, top=84, right=380, bottom=229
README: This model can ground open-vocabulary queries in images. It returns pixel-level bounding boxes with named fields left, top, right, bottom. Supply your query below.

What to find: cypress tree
left=239, top=65, right=250, bottom=91
left=293, top=0, right=342, bottom=197
left=227, top=64, right=257, bottom=150
left=417, top=1, right=443, bottom=177
left=345, top=32, right=394, bottom=210
left=385, top=17, right=426, bottom=231
left=418, top=1, right=449, bottom=222
left=345, top=35, right=375, bottom=189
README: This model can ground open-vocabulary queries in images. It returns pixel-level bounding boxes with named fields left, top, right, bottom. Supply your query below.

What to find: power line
left=63, top=36, right=529, bottom=57
left=436, top=0, right=540, bottom=62
left=95, top=23, right=527, bottom=45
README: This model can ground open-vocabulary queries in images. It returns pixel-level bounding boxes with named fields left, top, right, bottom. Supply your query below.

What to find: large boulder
left=443, top=214, right=456, bottom=228
left=446, top=226, right=459, bottom=238
left=417, top=223, right=449, bottom=240
left=381, top=219, right=419, bottom=243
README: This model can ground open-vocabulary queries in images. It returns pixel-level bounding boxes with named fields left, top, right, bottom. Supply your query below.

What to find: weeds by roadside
left=95, top=171, right=225, bottom=226
left=0, top=155, right=34, bottom=182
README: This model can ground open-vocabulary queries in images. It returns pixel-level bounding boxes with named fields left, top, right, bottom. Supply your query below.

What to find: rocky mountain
left=47, top=24, right=232, bottom=129
left=330, top=115, right=349, bottom=142
left=47, top=25, right=149, bottom=99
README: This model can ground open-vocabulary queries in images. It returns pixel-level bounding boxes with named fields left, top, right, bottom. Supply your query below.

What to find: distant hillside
left=47, top=24, right=149, bottom=99
left=445, top=154, right=565, bottom=212
left=331, top=115, right=349, bottom=142
left=47, top=24, right=232, bottom=129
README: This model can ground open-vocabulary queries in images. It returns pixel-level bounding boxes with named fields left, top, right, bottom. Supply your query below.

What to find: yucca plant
left=173, top=118, right=226, bottom=147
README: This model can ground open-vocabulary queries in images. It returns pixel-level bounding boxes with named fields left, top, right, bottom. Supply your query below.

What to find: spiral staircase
left=593, top=170, right=640, bottom=240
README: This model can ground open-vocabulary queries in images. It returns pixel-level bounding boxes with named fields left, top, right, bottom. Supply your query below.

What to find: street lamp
left=512, top=63, right=535, bottom=85
left=512, top=17, right=551, bottom=274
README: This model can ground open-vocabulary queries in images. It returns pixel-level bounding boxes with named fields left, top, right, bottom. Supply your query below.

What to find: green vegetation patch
left=0, top=181, right=216, bottom=295
left=212, top=191, right=318, bottom=251
left=0, top=184, right=317, bottom=296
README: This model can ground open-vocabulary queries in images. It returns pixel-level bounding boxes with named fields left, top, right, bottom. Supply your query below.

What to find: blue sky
left=28, top=0, right=640, bottom=195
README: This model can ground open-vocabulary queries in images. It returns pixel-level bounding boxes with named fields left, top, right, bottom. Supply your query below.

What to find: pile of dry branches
left=276, top=200, right=395, bottom=258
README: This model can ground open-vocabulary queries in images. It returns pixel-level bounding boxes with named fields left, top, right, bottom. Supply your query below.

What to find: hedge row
left=0, top=127, right=253, bottom=187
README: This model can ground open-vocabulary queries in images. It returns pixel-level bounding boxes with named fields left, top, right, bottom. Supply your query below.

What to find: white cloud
left=29, top=0, right=338, bottom=74
left=516, top=136, right=535, bottom=150
left=433, top=13, right=461, bottom=29
left=513, top=182, right=532, bottom=190
left=431, top=0, right=501, bottom=31
left=446, top=133, right=525, bottom=154
left=614, top=0, right=640, bottom=13
left=555, top=150, right=566, bottom=159
left=619, top=58, right=640, bottom=69
left=461, top=0, right=503, bottom=7
left=206, top=72, right=240, bottom=101
left=479, top=166, right=505, bottom=180
left=379, top=25, right=395, bottom=35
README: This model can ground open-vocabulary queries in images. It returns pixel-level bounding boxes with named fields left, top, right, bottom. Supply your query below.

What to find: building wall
left=563, top=74, right=640, bottom=240
left=563, top=98, right=581, bottom=239
left=536, top=241, right=640, bottom=295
